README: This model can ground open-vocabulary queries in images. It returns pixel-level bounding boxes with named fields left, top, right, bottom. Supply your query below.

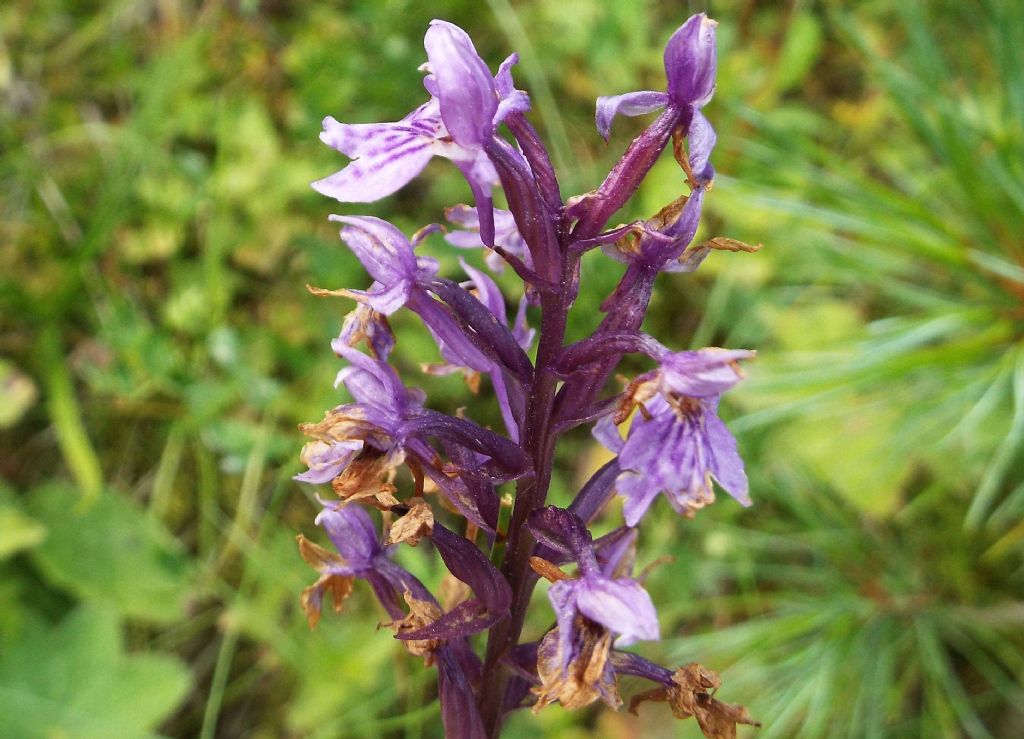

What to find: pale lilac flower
left=527, top=507, right=658, bottom=711
left=594, top=348, right=754, bottom=526
left=445, top=205, right=529, bottom=273
left=331, top=216, right=495, bottom=373
left=529, top=508, right=658, bottom=649
left=595, top=14, right=718, bottom=184
left=313, top=20, right=529, bottom=246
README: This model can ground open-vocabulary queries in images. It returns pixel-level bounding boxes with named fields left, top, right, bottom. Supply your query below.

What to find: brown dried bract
left=331, top=448, right=401, bottom=509
left=532, top=618, right=622, bottom=713
left=529, top=556, right=572, bottom=583
left=296, top=535, right=356, bottom=629
left=629, top=663, right=760, bottom=739
left=381, top=591, right=444, bottom=666
left=299, top=407, right=377, bottom=445
left=387, top=498, right=434, bottom=546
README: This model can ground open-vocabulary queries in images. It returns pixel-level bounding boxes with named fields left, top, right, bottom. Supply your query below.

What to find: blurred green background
left=2, top=0, right=1023, bottom=737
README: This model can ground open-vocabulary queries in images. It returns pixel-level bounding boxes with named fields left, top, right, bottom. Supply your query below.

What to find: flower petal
left=595, top=90, right=669, bottom=141
left=424, top=20, right=497, bottom=147
left=664, top=14, right=717, bottom=108
left=314, top=503, right=383, bottom=571
left=705, top=412, right=751, bottom=505
left=313, top=133, right=436, bottom=203
left=575, top=576, right=659, bottom=645
left=687, top=109, right=717, bottom=184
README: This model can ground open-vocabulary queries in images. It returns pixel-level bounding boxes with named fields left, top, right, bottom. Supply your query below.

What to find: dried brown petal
left=296, top=534, right=358, bottom=629
left=630, top=662, right=759, bottom=739
left=300, top=573, right=355, bottom=629
left=438, top=572, right=472, bottom=611
left=387, top=498, right=434, bottom=546
left=532, top=618, right=621, bottom=713
left=381, top=591, right=444, bottom=665
left=331, top=448, right=402, bottom=509
left=299, top=407, right=378, bottom=444
left=297, top=534, right=345, bottom=573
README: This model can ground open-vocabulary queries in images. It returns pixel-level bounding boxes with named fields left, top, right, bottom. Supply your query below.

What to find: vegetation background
left=2, top=0, right=1022, bottom=737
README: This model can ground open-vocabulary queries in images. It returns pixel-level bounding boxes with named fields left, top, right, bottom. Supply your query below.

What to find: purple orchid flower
left=595, top=13, right=718, bottom=184
left=297, top=503, right=434, bottom=627
left=445, top=205, right=530, bottom=274
left=299, top=14, right=760, bottom=736
left=298, top=340, right=528, bottom=529
left=313, top=21, right=529, bottom=247
left=593, top=348, right=754, bottom=526
left=527, top=507, right=658, bottom=710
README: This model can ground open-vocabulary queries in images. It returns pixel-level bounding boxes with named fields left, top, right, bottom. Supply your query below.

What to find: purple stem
left=475, top=107, right=683, bottom=738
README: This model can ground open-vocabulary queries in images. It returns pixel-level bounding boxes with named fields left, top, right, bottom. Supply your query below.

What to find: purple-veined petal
left=548, top=580, right=581, bottom=671
left=336, top=280, right=413, bottom=316
left=687, top=109, right=717, bottom=183
left=574, top=576, right=659, bottom=645
left=592, top=414, right=625, bottom=454
left=424, top=20, right=497, bottom=147
left=595, top=90, right=669, bottom=141
left=494, top=52, right=520, bottom=99
left=330, top=216, right=437, bottom=306
left=658, top=348, right=755, bottom=398
left=664, top=14, right=717, bottom=108
left=313, top=133, right=436, bottom=203
left=705, top=412, right=751, bottom=505
left=616, top=471, right=664, bottom=527
left=315, top=503, right=383, bottom=571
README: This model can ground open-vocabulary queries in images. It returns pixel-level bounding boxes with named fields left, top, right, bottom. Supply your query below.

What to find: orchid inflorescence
left=295, top=14, right=761, bottom=738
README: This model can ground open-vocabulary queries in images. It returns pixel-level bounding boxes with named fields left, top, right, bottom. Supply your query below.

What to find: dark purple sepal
left=609, top=650, right=674, bottom=686
left=399, top=523, right=511, bottom=640
left=443, top=440, right=500, bottom=532
left=569, top=460, right=623, bottom=525
left=419, top=460, right=497, bottom=532
left=432, top=523, right=511, bottom=613
left=552, top=332, right=663, bottom=377
left=553, top=396, right=622, bottom=435
left=429, top=278, right=534, bottom=383
left=404, top=409, right=531, bottom=476
left=484, top=136, right=562, bottom=283
left=505, top=112, right=563, bottom=212
left=526, top=506, right=593, bottom=561
left=436, top=645, right=488, bottom=739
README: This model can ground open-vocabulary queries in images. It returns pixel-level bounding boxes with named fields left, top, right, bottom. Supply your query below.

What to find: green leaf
left=0, top=606, right=190, bottom=739
left=27, top=485, right=195, bottom=623
left=0, top=504, right=46, bottom=560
